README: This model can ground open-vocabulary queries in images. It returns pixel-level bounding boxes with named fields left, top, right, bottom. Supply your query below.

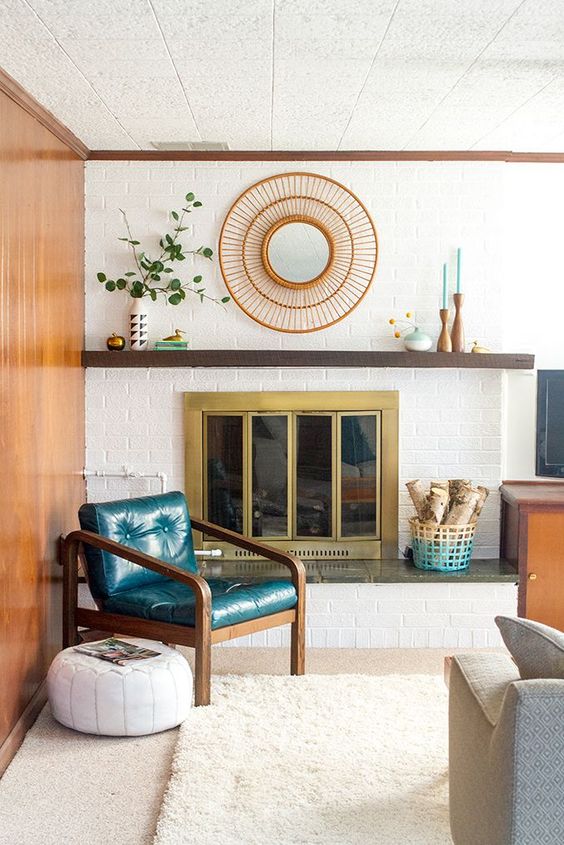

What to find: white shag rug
left=154, top=674, right=451, bottom=845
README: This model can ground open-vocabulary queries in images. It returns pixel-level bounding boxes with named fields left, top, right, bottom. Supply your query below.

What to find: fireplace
left=185, top=392, right=398, bottom=560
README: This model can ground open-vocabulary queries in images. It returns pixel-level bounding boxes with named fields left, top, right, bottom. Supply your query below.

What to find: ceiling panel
left=2, top=0, right=564, bottom=151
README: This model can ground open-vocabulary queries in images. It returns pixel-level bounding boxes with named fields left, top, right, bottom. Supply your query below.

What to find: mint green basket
left=410, top=518, right=476, bottom=572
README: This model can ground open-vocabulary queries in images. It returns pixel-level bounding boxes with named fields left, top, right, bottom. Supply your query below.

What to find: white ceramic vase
left=404, top=328, right=432, bottom=352
left=130, top=303, right=149, bottom=351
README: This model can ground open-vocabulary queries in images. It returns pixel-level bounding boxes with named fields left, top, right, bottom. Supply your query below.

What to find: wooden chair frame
left=62, top=517, right=306, bottom=706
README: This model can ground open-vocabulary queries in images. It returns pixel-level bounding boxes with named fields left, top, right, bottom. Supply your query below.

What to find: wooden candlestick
left=437, top=308, right=452, bottom=352
left=451, top=293, right=465, bottom=353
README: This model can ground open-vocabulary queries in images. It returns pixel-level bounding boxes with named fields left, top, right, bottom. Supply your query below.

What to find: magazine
left=73, top=638, right=160, bottom=666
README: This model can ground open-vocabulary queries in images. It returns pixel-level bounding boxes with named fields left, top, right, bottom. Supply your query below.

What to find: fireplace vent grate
left=232, top=548, right=351, bottom=559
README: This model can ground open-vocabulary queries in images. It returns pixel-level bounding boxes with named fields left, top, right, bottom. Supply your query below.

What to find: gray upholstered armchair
left=449, top=653, right=564, bottom=845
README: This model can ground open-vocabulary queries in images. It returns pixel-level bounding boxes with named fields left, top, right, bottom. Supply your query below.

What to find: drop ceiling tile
left=273, top=58, right=372, bottom=148
left=0, top=0, right=135, bottom=148
left=26, top=0, right=154, bottom=41
left=275, top=0, right=398, bottom=60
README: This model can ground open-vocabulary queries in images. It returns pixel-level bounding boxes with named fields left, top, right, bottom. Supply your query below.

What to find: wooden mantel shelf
left=81, top=350, right=534, bottom=369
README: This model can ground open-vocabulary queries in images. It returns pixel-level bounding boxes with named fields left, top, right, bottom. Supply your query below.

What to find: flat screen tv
left=537, top=370, right=564, bottom=477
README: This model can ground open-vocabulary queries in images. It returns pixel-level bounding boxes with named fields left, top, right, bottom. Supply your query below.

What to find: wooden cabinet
left=500, top=482, right=564, bottom=628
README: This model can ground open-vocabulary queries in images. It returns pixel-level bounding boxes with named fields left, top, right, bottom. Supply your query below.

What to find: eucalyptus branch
left=96, top=192, right=229, bottom=307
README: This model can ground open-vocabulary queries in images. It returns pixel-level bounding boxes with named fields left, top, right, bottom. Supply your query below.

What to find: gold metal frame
left=185, top=391, right=398, bottom=559
left=218, top=172, right=378, bottom=333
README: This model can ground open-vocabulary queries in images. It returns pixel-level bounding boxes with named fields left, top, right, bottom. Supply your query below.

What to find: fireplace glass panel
left=296, top=414, right=333, bottom=537
left=340, top=414, right=379, bottom=538
left=206, top=414, right=244, bottom=534
left=251, top=414, right=289, bottom=537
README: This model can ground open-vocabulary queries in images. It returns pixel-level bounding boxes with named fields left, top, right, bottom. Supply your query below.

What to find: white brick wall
left=84, top=160, right=517, bottom=646
left=218, top=583, right=517, bottom=648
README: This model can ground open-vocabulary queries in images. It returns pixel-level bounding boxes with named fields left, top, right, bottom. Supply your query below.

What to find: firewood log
left=423, top=487, right=449, bottom=524
left=431, top=480, right=450, bottom=517
left=448, top=479, right=471, bottom=509
left=445, top=487, right=481, bottom=525
left=470, top=486, right=490, bottom=523
left=406, top=480, right=428, bottom=521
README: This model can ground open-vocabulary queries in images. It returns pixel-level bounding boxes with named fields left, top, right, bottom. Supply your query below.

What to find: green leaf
left=131, top=281, right=144, bottom=298
left=118, top=237, right=129, bottom=242
left=185, top=192, right=195, bottom=202
left=165, top=234, right=173, bottom=244
left=152, top=275, right=161, bottom=281
left=163, top=267, right=173, bottom=273
left=178, top=288, right=186, bottom=299
left=193, top=201, right=202, bottom=207
left=105, top=280, right=116, bottom=292
left=168, top=293, right=182, bottom=305
left=221, top=296, right=231, bottom=303
left=177, top=254, right=185, bottom=261
left=129, top=240, right=140, bottom=246
left=149, top=289, right=157, bottom=302
left=193, top=275, right=202, bottom=284
left=97, top=272, right=107, bottom=282
left=202, top=247, right=213, bottom=258
left=170, top=279, right=181, bottom=291
left=171, top=210, right=179, bottom=221
left=124, top=271, right=136, bottom=277
left=116, top=278, right=127, bottom=290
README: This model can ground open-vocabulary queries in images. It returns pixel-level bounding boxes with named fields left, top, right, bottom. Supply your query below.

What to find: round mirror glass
left=266, top=222, right=330, bottom=283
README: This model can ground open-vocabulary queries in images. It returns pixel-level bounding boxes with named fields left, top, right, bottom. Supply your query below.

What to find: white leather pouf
left=47, top=638, right=192, bottom=736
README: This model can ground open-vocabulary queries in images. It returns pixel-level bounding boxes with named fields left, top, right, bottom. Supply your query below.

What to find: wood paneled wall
left=0, top=89, right=85, bottom=773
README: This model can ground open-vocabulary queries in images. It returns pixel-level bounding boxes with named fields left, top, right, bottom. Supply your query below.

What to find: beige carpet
left=0, top=648, right=483, bottom=844
left=154, top=674, right=451, bottom=845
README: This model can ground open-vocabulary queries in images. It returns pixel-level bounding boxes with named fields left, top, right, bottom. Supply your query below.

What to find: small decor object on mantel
left=450, top=248, right=465, bottom=352
left=130, top=306, right=148, bottom=352
left=106, top=332, right=125, bottom=351
left=389, top=312, right=432, bottom=351
left=471, top=340, right=491, bottom=353
left=437, top=263, right=452, bottom=351
left=406, top=479, right=489, bottom=572
left=155, top=329, right=189, bottom=351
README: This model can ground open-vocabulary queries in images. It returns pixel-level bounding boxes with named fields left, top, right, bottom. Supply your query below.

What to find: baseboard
left=0, top=681, right=47, bottom=778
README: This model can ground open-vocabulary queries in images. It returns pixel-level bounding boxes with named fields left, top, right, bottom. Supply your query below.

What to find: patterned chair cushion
left=495, top=615, right=564, bottom=679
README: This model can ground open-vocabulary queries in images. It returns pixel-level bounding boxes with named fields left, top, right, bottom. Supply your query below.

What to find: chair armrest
left=63, top=530, right=211, bottom=609
left=190, top=517, right=306, bottom=591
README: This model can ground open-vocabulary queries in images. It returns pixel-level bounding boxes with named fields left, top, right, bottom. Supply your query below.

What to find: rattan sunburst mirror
left=219, top=172, right=378, bottom=333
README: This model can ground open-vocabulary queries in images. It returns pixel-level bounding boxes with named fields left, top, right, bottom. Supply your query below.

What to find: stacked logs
left=406, top=479, right=489, bottom=526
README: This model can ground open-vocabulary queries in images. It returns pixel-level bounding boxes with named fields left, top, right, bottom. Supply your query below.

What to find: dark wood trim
left=517, top=513, right=528, bottom=618
left=0, top=68, right=89, bottom=160
left=0, top=681, right=47, bottom=778
left=82, top=350, right=535, bottom=370
left=88, top=149, right=564, bottom=163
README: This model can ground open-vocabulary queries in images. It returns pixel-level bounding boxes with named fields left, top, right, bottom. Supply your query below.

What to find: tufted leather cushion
left=79, top=491, right=198, bottom=601
left=103, top=578, right=297, bottom=630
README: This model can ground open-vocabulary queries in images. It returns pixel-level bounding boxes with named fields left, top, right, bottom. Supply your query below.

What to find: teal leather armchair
left=62, top=491, right=306, bottom=705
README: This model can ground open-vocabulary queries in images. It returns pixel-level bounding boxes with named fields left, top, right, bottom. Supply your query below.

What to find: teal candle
left=442, top=263, right=447, bottom=309
left=456, top=247, right=462, bottom=293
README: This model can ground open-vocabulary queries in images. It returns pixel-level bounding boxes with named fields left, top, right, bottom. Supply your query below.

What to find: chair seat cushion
left=103, top=578, right=297, bottom=630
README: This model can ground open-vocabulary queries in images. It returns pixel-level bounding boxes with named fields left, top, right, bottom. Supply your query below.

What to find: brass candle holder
left=437, top=308, right=452, bottom=352
left=451, top=293, right=465, bottom=353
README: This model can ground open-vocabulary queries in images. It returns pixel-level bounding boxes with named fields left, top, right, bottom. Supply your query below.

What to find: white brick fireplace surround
left=85, top=159, right=530, bottom=648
